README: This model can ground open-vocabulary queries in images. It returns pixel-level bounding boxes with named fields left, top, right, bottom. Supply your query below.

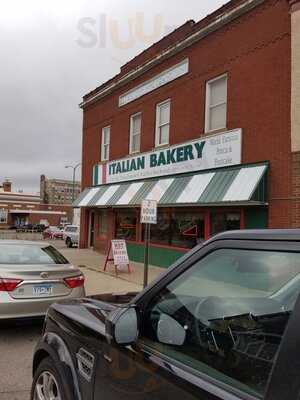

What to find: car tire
left=31, top=356, right=74, bottom=400
left=66, top=238, right=73, bottom=248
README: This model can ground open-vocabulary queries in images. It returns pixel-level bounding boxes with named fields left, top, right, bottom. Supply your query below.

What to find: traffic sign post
left=141, top=200, right=157, bottom=288
left=143, top=222, right=150, bottom=289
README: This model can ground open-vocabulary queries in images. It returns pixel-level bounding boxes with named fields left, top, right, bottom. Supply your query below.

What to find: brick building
left=40, top=175, right=81, bottom=205
left=0, top=179, right=73, bottom=229
left=75, top=0, right=300, bottom=268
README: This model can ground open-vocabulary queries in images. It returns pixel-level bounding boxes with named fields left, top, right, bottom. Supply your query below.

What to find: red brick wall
left=81, top=0, right=293, bottom=231
left=79, top=208, right=90, bottom=248
left=28, top=213, right=62, bottom=226
left=38, top=204, right=73, bottom=221
left=0, top=203, right=73, bottom=229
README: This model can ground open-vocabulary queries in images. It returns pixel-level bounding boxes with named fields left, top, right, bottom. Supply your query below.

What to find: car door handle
left=103, top=354, right=113, bottom=363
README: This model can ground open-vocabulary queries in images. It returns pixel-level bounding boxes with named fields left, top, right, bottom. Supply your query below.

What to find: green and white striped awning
left=73, top=163, right=268, bottom=208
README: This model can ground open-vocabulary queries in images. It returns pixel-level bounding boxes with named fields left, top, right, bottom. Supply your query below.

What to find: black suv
left=31, top=230, right=300, bottom=400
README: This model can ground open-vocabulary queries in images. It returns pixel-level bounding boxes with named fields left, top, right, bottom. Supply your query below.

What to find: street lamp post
left=65, top=163, right=81, bottom=203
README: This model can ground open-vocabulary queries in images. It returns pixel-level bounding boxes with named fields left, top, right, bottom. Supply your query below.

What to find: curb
left=78, top=264, right=143, bottom=287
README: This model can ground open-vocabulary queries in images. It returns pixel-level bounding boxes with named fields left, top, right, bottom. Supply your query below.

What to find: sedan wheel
left=34, top=371, right=61, bottom=400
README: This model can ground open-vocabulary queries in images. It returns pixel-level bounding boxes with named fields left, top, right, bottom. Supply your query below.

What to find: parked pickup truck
left=63, top=225, right=79, bottom=248
left=31, top=229, right=300, bottom=400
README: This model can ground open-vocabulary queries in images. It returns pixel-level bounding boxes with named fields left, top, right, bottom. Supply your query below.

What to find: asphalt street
left=0, top=322, right=42, bottom=400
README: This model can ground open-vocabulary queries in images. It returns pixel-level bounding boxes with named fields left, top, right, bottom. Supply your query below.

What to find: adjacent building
left=40, top=175, right=81, bottom=205
left=75, top=0, right=300, bottom=268
left=0, top=179, right=73, bottom=228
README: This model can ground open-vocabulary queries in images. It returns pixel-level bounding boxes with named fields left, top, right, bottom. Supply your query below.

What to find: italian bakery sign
left=93, top=129, right=242, bottom=185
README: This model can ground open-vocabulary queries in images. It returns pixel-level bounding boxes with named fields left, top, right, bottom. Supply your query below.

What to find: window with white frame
left=205, top=74, right=228, bottom=133
left=155, top=99, right=171, bottom=147
left=129, top=113, right=142, bottom=154
left=0, top=209, right=8, bottom=224
left=101, top=126, right=110, bottom=161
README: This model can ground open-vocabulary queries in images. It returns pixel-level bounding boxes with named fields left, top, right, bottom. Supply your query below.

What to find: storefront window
left=99, top=210, right=108, bottom=234
left=145, top=210, right=171, bottom=246
left=115, top=210, right=137, bottom=241
left=211, top=212, right=240, bottom=236
left=170, top=210, right=205, bottom=248
left=142, top=209, right=205, bottom=249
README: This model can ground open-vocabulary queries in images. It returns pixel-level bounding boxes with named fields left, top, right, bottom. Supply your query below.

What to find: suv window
left=65, top=226, right=77, bottom=233
left=142, top=249, right=300, bottom=398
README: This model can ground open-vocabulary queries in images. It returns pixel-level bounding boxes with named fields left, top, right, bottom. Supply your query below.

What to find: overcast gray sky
left=0, top=0, right=225, bottom=194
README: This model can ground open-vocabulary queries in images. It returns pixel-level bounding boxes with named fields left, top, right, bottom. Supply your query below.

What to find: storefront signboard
left=93, top=129, right=242, bottom=185
left=111, top=240, right=129, bottom=266
left=141, top=200, right=157, bottom=224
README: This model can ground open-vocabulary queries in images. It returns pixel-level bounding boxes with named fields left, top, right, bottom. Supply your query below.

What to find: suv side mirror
left=105, top=307, right=138, bottom=346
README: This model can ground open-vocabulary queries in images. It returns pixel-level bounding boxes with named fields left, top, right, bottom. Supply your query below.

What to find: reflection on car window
left=142, top=249, right=300, bottom=398
left=0, top=245, right=69, bottom=265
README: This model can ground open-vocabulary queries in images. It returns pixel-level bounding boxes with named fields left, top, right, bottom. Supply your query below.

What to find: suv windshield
left=65, top=226, right=77, bottom=233
left=171, top=249, right=300, bottom=311
left=0, top=245, right=69, bottom=265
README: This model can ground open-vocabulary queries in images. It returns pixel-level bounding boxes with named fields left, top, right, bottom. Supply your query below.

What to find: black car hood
left=49, top=292, right=139, bottom=336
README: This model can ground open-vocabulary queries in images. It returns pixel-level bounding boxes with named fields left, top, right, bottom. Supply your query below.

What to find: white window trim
left=155, top=99, right=171, bottom=148
left=129, top=112, right=142, bottom=154
left=205, top=74, right=228, bottom=134
left=101, top=126, right=110, bottom=162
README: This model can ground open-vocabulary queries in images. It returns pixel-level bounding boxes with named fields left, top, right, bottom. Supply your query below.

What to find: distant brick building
left=0, top=179, right=73, bottom=228
left=75, top=0, right=300, bottom=268
left=40, top=175, right=81, bottom=205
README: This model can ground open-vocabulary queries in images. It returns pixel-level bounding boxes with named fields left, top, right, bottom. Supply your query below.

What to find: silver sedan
left=0, top=240, right=85, bottom=320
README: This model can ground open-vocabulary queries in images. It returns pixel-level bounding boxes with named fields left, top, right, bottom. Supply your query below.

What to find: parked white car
left=63, top=225, right=79, bottom=248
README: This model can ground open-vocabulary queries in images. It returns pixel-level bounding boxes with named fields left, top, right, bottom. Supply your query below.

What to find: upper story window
left=155, top=99, right=171, bottom=147
left=129, top=113, right=142, bottom=154
left=205, top=74, right=228, bottom=133
left=101, top=126, right=110, bottom=162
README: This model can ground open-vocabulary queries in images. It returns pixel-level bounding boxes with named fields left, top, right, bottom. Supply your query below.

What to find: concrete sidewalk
left=59, top=246, right=165, bottom=292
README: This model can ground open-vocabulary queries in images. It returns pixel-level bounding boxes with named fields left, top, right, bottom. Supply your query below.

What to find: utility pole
left=65, top=163, right=81, bottom=202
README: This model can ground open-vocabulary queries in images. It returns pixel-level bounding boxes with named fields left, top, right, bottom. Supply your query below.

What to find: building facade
left=75, top=0, right=300, bottom=268
left=0, top=180, right=73, bottom=228
left=40, top=175, right=81, bottom=205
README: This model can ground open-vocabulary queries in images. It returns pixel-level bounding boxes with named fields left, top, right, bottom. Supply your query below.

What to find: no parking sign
left=141, top=200, right=157, bottom=224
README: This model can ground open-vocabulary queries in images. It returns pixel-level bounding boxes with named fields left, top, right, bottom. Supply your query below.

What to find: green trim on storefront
left=126, top=242, right=186, bottom=269
left=245, top=208, right=268, bottom=229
